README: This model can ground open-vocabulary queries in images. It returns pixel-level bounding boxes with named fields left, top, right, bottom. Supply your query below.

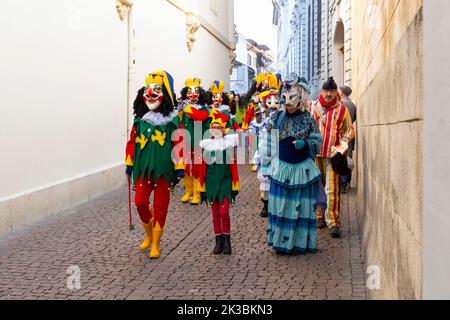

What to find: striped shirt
left=310, top=100, right=355, bottom=158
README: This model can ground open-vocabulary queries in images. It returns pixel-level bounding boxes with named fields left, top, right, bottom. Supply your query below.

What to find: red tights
left=211, top=197, right=231, bottom=235
left=134, top=175, right=171, bottom=228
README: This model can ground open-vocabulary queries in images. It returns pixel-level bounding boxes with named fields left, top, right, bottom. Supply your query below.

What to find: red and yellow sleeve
left=241, top=103, right=255, bottom=130
left=184, top=104, right=210, bottom=122
left=229, top=153, right=240, bottom=191
left=232, top=118, right=242, bottom=131
left=198, top=162, right=207, bottom=192
left=173, top=121, right=186, bottom=171
left=125, top=125, right=137, bottom=166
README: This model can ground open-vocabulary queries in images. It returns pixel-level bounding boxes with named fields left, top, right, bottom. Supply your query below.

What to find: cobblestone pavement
left=0, top=166, right=367, bottom=300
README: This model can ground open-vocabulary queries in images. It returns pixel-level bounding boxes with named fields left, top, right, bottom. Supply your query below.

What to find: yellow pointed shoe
left=251, top=165, right=258, bottom=172
left=190, top=178, right=201, bottom=205
left=181, top=176, right=193, bottom=203
left=139, top=220, right=153, bottom=251
left=149, top=225, right=163, bottom=259
left=191, top=192, right=200, bottom=205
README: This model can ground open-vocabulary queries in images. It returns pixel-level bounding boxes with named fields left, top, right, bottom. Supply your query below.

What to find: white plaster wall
left=423, top=0, right=450, bottom=300
left=0, top=0, right=128, bottom=201
left=133, top=0, right=233, bottom=95
left=197, top=0, right=234, bottom=40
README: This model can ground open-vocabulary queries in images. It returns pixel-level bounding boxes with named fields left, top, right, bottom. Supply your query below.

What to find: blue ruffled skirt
left=267, top=157, right=322, bottom=254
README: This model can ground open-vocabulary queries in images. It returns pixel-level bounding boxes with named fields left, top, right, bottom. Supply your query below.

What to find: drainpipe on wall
left=126, top=5, right=135, bottom=135
left=116, top=0, right=134, bottom=136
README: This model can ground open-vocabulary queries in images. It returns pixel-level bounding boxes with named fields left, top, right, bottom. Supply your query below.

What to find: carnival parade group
left=125, top=70, right=355, bottom=259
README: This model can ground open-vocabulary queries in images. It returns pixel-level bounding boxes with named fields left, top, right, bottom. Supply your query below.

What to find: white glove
left=331, top=140, right=349, bottom=158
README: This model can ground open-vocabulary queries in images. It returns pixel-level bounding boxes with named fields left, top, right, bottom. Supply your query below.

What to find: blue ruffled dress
left=261, top=110, right=323, bottom=254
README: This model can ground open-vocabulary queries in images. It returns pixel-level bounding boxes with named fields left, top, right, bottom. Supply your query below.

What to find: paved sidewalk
left=0, top=166, right=367, bottom=300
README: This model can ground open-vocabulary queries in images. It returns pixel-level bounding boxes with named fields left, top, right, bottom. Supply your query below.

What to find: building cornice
left=115, top=0, right=132, bottom=21
left=166, top=0, right=235, bottom=51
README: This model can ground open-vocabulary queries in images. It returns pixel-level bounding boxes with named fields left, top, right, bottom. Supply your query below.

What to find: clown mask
left=210, top=124, right=225, bottom=140
left=143, top=84, right=164, bottom=111
left=187, top=86, right=200, bottom=103
left=266, top=94, right=280, bottom=111
left=212, top=93, right=223, bottom=107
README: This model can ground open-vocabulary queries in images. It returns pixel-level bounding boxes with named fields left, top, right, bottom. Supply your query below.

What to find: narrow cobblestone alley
left=0, top=166, right=367, bottom=300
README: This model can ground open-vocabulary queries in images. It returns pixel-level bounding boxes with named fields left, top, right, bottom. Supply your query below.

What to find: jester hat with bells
left=259, top=73, right=281, bottom=100
left=186, top=77, right=202, bottom=88
left=210, top=111, right=230, bottom=131
left=210, top=80, right=225, bottom=95
left=259, top=73, right=282, bottom=109
left=255, top=72, right=270, bottom=93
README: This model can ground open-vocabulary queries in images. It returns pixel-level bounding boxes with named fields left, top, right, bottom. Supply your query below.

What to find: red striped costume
left=311, top=99, right=355, bottom=228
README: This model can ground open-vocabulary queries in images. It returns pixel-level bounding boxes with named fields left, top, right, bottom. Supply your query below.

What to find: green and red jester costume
left=125, top=71, right=185, bottom=259
left=178, top=78, right=211, bottom=205
left=198, top=113, right=240, bottom=255
left=208, top=79, right=242, bottom=132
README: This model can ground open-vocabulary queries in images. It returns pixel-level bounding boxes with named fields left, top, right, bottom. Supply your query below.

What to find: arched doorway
left=333, top=20, right=345, bottom=86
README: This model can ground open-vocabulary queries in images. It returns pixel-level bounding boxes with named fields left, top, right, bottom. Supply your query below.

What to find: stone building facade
left=273, top=0, right=351, bottom=99
left=315, top=0, right=352, bottom=97
left=336, top=0, right=450, bottom=300
left=273, top=0, right=314, bottom=80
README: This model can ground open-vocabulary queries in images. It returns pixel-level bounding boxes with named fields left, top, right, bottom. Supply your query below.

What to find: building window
left=231, top=68, right=238, bottom=81
left=210, top=0, right=218, bottom=15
